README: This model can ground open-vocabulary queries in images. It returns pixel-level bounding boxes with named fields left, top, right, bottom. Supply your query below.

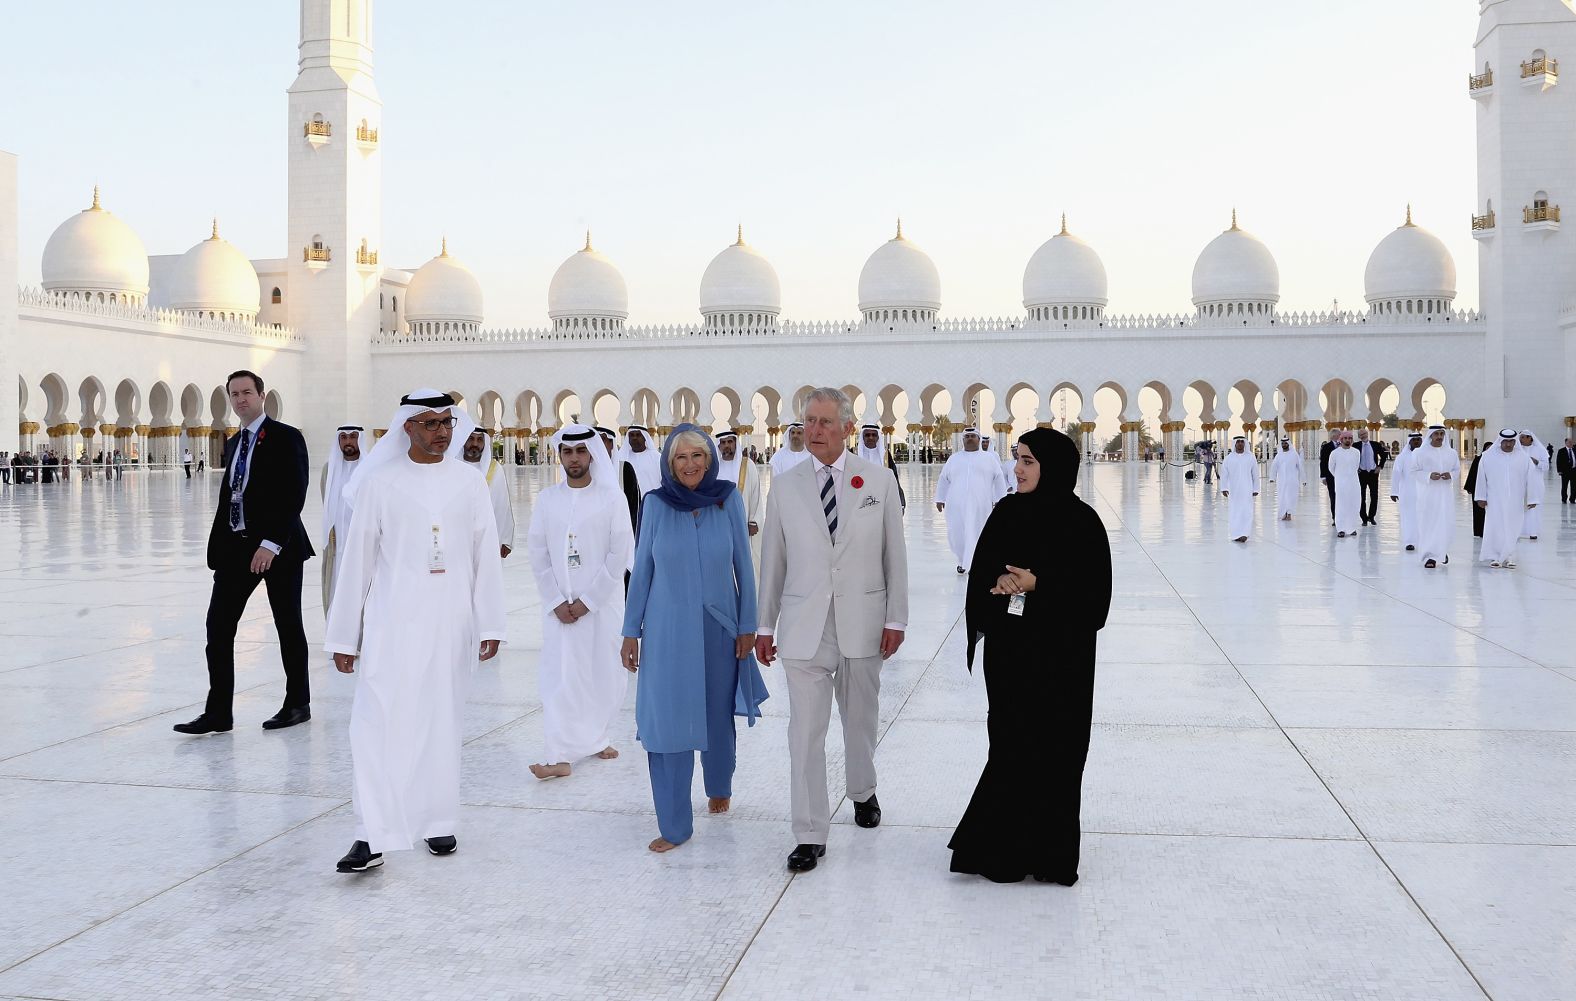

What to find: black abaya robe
left=1464, top=449, right=1486, bottom=537
left=949, top=428, right=1112, bottom=885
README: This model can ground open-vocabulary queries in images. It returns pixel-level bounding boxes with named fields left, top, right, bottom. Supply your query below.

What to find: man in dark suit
left=175, top=370, right=315, bottom=735
left=1558, top=437, right=1576, bottom=503
left=1355, top=428, right=1388, bottom=525
left=1318, top=429, right=1340, bottom=522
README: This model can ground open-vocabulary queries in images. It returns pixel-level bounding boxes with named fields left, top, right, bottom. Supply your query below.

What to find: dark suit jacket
left=206, top=417, right=314, bottom=570
left=1357, top=440, right=1387, bottom=471
left=1318, top=440, right=1336, bottom=480
left=1558, top=446, right=1576, bottom=475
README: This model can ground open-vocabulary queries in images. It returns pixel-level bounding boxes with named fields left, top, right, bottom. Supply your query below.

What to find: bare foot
left=529, top=762, right=571, bottom=780
left=648, top=837, right=678, bottom=853
left=708, top=796, right=731, bottom=814
left=596, top=747, right=619, bottom=760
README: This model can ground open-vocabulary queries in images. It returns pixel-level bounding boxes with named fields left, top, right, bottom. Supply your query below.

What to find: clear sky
left=3, top=0, right=1481, bottom=326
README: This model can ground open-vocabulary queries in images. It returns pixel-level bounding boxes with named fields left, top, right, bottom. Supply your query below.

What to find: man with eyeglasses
left=175, top=370, right=315, bottom=736
left=324, top=389, right=505, bottom=873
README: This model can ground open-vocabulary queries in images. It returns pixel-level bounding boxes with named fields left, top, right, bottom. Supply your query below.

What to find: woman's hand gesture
left=621, top=637, right=640, bottom=673
left=989, top=565, right=1037, bottom=596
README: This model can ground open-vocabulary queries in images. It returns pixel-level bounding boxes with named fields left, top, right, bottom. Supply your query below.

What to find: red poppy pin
left=850, top=475, right=864, bottom=489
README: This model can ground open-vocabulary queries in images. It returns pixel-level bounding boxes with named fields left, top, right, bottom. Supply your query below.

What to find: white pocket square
left=859, top=496, right=880, bottom=509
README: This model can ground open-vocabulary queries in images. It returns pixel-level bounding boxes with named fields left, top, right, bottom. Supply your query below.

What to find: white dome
left=548, top=233, right=629, bottom=320
left=1022, top=218, right=1108, bottom=307
left=1191, top=212, right=1280, bottom=306
left=1364, top=210, right=1456, bottom=303
left=700, top=228, right=781, bottom=315
left=405, top=240, right=483, bottom=323
left=858, top=221, right=941, bottom=314
left=169, top=222, right=260, bottom=317
left=41, top=187, right=149, bottom=300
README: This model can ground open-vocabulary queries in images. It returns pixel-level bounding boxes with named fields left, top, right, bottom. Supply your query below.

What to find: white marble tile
left=1239, top=664, right=1576, bottom=730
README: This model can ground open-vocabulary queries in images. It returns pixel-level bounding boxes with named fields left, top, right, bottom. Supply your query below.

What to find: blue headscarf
left=648, top=423, right=737, bottom=513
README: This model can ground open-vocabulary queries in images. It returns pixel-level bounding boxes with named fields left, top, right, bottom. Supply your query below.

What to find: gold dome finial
left=90, top=185, right=101, bottom=211
left=1404, top=203, right=1414, bottom=227
left=735, top=222, right=745, bottom=247
left=440, top=236, right=449, bottom=257
left=895, top=217, right=904, bottom=240
left=1060, top=212, right=1068, bottom=235
left=583, top=229, right=593, bottom=252
left=1230, top=207, right=1239, bottom=231
left=210, top=217, right=220, bottom=240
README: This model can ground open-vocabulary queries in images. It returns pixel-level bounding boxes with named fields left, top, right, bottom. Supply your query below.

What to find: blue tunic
left=622, top=490, right=767, bottom=754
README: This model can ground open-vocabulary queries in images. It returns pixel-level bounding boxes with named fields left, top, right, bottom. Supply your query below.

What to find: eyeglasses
left=407, top=416, right=457, bottom=431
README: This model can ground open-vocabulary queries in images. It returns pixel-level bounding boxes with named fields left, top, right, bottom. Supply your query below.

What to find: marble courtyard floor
left=1, top=462, right=1572, bottom=1001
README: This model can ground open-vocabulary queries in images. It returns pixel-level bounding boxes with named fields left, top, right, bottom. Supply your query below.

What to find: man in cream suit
left=756, top=387, right=909, bottom=873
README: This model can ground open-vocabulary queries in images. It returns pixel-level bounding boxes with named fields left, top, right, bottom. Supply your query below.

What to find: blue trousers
left=646, top=623, right=738, bottom=845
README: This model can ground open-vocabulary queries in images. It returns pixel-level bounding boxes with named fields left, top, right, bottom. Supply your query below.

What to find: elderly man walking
left=756, top=388, right=909, bottom=873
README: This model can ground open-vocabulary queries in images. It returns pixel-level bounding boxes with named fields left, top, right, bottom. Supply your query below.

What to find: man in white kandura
left=1390, top=432, right=1423, bottom=552
left=1329, top=431, right=1362, bottom=537
left=715, top=428, right=762, bottom=565
left=1218, top=435, right=1260, bottom=542
left=1412, top=425, right=1459, bottom=569
left=769, top=421, right=811, bottom=476
left=1268, top=436, right=1302, bottom=521
left=1517, top=430, right=1548, bottom=541
left=756, top=387, right=908, bottom=874
left=856, top=422, right=906, bottom=511
left=526, top=424, right=636, bottom=780
left=462, top=428, right=515, bottom=558
left=1476, top=428, right=1541, bottom=569
left=319, top=424, right=362, bottom=615
left=935, top=427, right=1007, bottom=574
left=325, top=390, right=505, bottom=874
left=617, top=425, right=663, bottom=497
left=1001, top=443, right=1020, bottom=495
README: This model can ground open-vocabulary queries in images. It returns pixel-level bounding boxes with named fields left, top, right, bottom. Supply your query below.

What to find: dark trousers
left=1358, top=469, right=1380, bottom=522
left=1323, top=476, right=1336, bottom=520
left=204, top=535, right=310, bottom=722
left=1563, top=473, right=1574, bottom=503
left=184, top=463, right=192, bottom=479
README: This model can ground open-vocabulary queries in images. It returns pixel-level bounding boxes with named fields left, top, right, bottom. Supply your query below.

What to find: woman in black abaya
left=948, top=427, right=1112, bottom=885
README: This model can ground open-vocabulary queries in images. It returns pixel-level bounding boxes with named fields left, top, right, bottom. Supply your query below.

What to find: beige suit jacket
left=757, top=452, right=908, bottom=661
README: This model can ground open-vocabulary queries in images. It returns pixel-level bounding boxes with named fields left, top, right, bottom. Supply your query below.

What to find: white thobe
left=1475, top=448, right=1541, bottom=563
left=620, top=448, right=662, bottom=497
left=1412, top=444, right=1460, bottom=564
left=319, top=457, right=359, bottom=614
left=324, top=458, right=506, bottom=854
left=1268, top=448, right=1302, bottom=519
left=526, top=482, right=635, bottom=763
left=1520, top=449, right=1547, bottom=538
left=1219, top=450, right=1260, bottom=539
left=468, top=458, right=516, bottom=550
left=770, top=446, right=811, bottom=476
left=1329, top=446, right=1361, bottom=534
left=719, top=455, right=763, bottom=567
left=1390, top=448, right=1420, bottom=549
left=935, top=450, right=1007, bottom=568
left=1002, top=457, right=1018, bottom=494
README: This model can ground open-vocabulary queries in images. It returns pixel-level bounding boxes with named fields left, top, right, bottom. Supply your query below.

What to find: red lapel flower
left=850, top=475, right=864, bottom=489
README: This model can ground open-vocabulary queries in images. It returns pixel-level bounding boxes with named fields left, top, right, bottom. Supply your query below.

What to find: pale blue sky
left=3, top=0, right=1480, bottom=325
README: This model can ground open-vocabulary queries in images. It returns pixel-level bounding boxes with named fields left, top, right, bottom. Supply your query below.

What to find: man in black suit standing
left=1355, top=427, right=1387, bottom=525
left=175, top=370, right=315, bottom=735
left=1558, top=437, right=1576, bottom=503
left=1318, top=428, right=1340, bottom=523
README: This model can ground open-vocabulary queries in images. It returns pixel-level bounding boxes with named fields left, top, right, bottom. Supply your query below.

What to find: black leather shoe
left=336, top=840, right=383, bottom=873
left=173, top=715, right=232, bottom=735
left=426, top=835, right=458, bottom=856
left=853, top=795, right=882, bottom=829
left=262, top=706, right=311, bottom=730
left=787, top=844, right=825, bottom=872
left=1033, top=872, right=1079, bottom=887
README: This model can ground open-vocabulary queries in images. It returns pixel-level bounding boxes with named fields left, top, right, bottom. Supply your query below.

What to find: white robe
left=1390, top=447, right=1421, bottom=549
left=935, top=449, right=1007, bottom=568
left=467, top=457, right=516, bottom=550
left=619, top=446, right=662, bottom=497
left=526, top=482, right=635, bottom=763
left=1002, top=457, right=1018, bottom=494
left=770, top=445, right=811, bottom=476
left=1520, top=443, right=1547, bottom=538
left=1475, top=446, right=1541, bottom=563
left=1329, top=446, right=1362, bottom=534
left=324, top=457, right=506, bottom=854
left=319, top=456, right=359, bottom=615
left=1412, top=442, right=1460, bottom=564
left=1219, top=450, right=1260, bottom=539
left=718, top=454, right=763, bottom=567
left=1268, top=448, right=1302, bottom=518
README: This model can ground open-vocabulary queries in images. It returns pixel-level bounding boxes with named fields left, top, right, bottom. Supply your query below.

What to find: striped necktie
left=820, top=465, right=838, bottom=540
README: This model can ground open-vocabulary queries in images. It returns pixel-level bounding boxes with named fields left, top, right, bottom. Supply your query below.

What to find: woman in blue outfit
left=620, top=425, right=768, bottom=852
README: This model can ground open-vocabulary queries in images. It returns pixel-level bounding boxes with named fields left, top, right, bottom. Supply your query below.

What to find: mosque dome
left=1191, top=211, right=1280, bottom=317
left=169, top=221, right=260, bottom=321
left=405, top=240, right=483, bottom=334
left=1363, top=208, right=1457, bottom=316
left=1022, top=216, right=1109, bottom=322
left=40, top=187, right=150, bottom=305
left=858, top=220, right=941, bottom=324
left=699, top=227, right=781, bottom=330
left=548, top=232, right=629, bottom=333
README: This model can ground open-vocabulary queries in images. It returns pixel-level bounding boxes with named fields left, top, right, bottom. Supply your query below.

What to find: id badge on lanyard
left=428, top=524, right=446, bottom=575
left=566, top=531, right=582, bottom=570
left=1007, top=593, right=1026, bottom=617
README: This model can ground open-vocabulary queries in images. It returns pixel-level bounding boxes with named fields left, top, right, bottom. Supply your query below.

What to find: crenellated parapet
left=18, top=286, right=304, bottom=347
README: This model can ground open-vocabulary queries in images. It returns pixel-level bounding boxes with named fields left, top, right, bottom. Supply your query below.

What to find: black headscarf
left=964, top=428, right=1112, bottom=669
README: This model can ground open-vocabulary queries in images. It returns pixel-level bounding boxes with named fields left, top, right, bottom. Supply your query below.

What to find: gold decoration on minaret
left=90, top=186, right=101, bottom=211
left=1229, top=208, right=1240, bottom=231
left=895, top=217, right=904, bottom=240
left=735, top=223, right=745, bottom=247
left=583, top=229, right=594, bottom=252
left=1404, top=204, right=1415, bottom=227
left=1060, top=213, right=1068, bottom=235
left=440, top=236, right=449, bottom=257
left=210, top=218, right=220, bottom=241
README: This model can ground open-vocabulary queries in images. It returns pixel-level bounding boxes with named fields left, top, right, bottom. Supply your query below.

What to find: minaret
left=1474, top=0, right=1576, bottom=431
left=286, top=0, right=381, bottom=440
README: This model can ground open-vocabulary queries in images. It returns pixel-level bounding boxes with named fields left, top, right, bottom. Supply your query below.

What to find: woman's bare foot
left=596, top=746, right=619, bottom=760
left=707, top=796, right=731, bottom=814
left=648, top=837, right=678, bottom=852
left=529, top=762, right=571, bottom=780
